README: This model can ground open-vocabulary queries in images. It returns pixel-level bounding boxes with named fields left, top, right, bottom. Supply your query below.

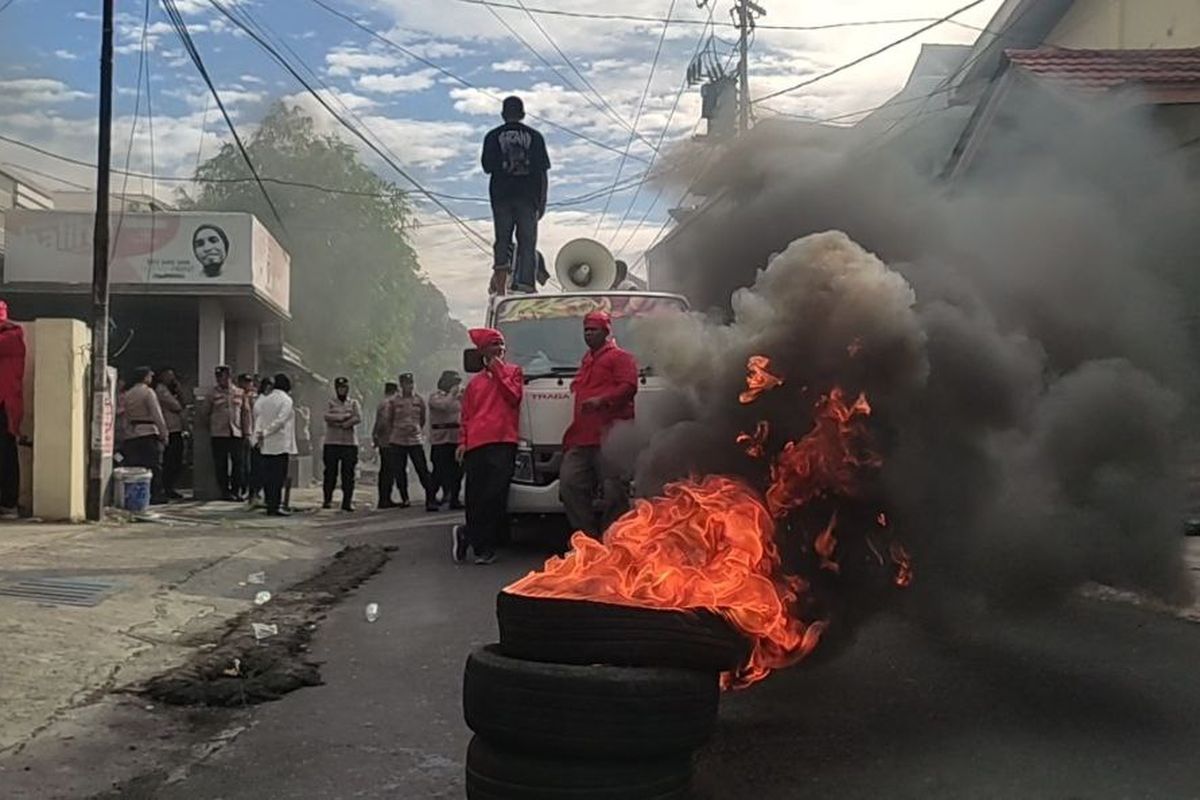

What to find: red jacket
left=460, top=359, right=524, bottom=453
left=563, top=339, right=638, bottom=451
left=0, top=324, right=26, bottom=436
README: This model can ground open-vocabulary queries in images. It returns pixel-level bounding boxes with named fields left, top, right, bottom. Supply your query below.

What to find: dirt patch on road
left=141, top=545, right=388, bottom=707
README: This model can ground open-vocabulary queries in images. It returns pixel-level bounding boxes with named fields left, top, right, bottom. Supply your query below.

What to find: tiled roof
left=1006, top=47, right=1200, bottom=89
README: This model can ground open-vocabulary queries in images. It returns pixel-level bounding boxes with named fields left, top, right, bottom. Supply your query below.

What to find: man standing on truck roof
left=559, top=310, right=639, bottom=538
left=453, top=328, right=524, bottom=566
left=482, top=95, right=550, bottom=296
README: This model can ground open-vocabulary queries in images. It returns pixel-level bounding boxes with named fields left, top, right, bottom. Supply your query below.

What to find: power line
left=160, top=0, right=287, bottom=233
left=484, top=2, right=659, bottom=154
left=0, top=0, right=18, bottom=15
left=307, top=0, right=651, bottom=165
left=448, top=0, right=976, bottom=33
left=595, top=0, right=677, bottom=237
left=610, top=3, right=718, bottom=251
left=0, top=131, right=658, bottom=208
left=751, top=0, right=987, bottom=104
left=112, top=0, right=152, bottom=263
left=510, top=0, right=658, bottom=153
left=207, top=0, right=493, bottom=254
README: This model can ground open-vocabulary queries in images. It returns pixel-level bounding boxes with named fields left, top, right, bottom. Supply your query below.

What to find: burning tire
left=496, top=591, right=750, bottom=672
left=464, top=645, right=718, bottom=760
left=465, top=735, right=692, bottom=800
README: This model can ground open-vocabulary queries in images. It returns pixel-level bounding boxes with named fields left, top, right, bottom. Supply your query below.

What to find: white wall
left=1048, top=0, right=1200, bottom=48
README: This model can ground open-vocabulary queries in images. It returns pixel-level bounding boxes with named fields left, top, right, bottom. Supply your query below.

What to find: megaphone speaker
left=555, top=238, right=619, bottom=291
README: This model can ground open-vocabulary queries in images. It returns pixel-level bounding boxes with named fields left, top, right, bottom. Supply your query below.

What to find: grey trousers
left=558, top=445, right=629, bottom=538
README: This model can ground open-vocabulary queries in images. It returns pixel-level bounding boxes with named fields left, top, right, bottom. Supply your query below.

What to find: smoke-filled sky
left=0, top=0, right=1002, bottom=324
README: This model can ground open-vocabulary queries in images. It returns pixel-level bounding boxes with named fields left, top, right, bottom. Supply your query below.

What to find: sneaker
left=474, top=552, right=497, bottom=566
left=0, top=507, right=19, bottom=520
left=452, top=524, right=469, bottom=564
left=321, top=501, right=332, bottom=510
left=341, top=503, right=354, bottom=513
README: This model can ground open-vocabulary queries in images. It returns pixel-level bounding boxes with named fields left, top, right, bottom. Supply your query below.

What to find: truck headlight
left=513, top=442, right=535, bottom=484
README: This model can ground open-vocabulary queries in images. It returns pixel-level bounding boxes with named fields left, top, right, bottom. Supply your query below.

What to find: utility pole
left=734, top=0, right=765, bottom=135
left=86, top=0, right=115, bottom=521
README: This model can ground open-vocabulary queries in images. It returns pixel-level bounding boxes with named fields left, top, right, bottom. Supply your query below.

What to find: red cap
left=469, top=328, right=504, bottom=348
left=583, top=310, right=611, bottom=332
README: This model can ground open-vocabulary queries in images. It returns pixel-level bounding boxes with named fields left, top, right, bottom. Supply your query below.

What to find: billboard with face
left=4, top=210, right=289, bottom=313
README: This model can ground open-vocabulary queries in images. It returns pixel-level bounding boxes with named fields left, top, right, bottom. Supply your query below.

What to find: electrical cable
left=609, top=2, right=718, bottom=251
left=510, top=0, right=658, bottom=153
left=448, top=0, right=979, bottom=33
left=111, top=0, right=152, bottom=265
left=206, top=0, right=491, bottom=255
left=160, top=0, right=288, bottom=234
left=0, top=131, right=657, bottom=207
left=306, top=0, right=651, bottom=165
left=484, top=3, right=659, bottom=154
left=594, top=0, right=677, bottom=238
left=752, top=0, right=987, bottom=104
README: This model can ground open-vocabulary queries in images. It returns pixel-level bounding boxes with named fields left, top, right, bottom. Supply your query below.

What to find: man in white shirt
left=254, top=372, right=297, bottom=517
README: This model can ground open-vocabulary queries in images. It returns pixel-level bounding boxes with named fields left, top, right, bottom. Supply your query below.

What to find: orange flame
left=814, top=511, right=840, bottom=573
left=736, top=421, right=770, bottom=459
left=890, top=541, right=913, bottom=588
left=506, top=477, right=825, bottom=689
left=508, top=354, right=909, bottom=689
left=739, top=355, right=784, bottom=404
left=765, top=388, right=879, bottom=518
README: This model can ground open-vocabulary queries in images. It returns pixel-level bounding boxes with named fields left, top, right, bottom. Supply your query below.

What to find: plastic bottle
left=364, top=603, right=379, bottom=623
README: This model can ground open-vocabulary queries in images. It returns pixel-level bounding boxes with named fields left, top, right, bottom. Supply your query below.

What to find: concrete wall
left=1048, top=0, right=1200, bottom=48
left=31, top=319, right=89, bottom=521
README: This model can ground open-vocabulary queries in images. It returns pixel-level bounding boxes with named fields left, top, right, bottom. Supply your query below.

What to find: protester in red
left=0, top=301, right=25, bottom=519
left=452, top=328, right=523, bottom=565
left=559, top=310, right=639, bottom=538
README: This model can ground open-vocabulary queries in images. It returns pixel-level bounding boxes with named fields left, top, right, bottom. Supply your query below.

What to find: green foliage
left=178, top=102, right=466, bottom=392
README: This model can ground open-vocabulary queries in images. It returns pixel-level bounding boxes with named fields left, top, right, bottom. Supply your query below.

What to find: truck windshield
left=494, top=295, right=688, bottom=375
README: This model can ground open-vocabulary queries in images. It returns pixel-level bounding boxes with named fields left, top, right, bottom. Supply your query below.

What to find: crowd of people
left=115, top=365, right=301, bottom=516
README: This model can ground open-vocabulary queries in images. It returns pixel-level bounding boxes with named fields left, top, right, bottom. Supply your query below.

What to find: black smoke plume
left=615, top=84, right=1198, bottom=617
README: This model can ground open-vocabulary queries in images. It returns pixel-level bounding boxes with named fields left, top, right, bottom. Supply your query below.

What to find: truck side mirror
left=463, top=348, right=484, bottom=374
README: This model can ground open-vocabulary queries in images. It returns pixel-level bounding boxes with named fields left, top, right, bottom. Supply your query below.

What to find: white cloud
left=73, top=11, right=101, bottom=21
left=491, top=59, right=531, bottom=73
left=53, top=49, right=79, bottom=61
left=354, top=69, right=439, bottom=94
left=240, top=74, right=265, bottom=84
left=0, top=79, right=91, bottom=105
left=325, top=46, right=406, bottom=77
left=283, top=88, right=379, bottom=113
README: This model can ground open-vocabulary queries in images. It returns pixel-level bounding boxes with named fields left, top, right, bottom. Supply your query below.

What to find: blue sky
left=0, top=0, right=1000, bottom=321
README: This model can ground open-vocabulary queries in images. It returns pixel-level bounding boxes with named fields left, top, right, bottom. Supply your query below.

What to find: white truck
left=466, top=239, right=688, bottom=515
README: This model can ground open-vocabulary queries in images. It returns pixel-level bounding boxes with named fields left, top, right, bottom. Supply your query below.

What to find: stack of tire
left=462, top=591, right=750, bottom=799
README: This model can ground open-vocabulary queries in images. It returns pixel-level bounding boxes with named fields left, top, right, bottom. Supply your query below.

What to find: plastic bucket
left=114, top=467, right=152, bottom=513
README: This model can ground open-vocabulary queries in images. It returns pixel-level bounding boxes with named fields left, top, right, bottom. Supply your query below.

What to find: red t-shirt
left=563, top=340, right=638, bottom=451
left=460, top=360, right=524, bottom=452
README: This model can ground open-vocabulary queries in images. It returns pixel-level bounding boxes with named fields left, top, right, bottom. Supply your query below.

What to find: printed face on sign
left=192, top=225, right=229, bottom=277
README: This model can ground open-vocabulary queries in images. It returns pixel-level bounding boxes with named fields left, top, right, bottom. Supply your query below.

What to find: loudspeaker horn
left=555, top=238, right=619, bottom=291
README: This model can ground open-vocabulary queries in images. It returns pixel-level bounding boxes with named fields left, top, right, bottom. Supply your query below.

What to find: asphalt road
left=144, top=518, right=1200, bottom=800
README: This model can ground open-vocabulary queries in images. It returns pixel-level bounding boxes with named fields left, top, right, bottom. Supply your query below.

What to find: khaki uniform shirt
left=206, top=384, right=245, bottom=438
left=156, top=383, right=185, bottom=433
left=427, top=389, right=462, bottom=446
left=372, top=397, right=394, bottom=448
left=323, top=397, right=362, bottom=447
left=387, top=393, right=426, bottom=447
left=124, top=383, right=167, bottom=441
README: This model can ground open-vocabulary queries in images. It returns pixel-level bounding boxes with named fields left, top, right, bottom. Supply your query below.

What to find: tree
left=179, top=102, right=466, bottom=392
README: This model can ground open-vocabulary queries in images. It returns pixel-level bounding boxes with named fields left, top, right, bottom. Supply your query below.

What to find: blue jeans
left=491, top=198, right=539, bottom=290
